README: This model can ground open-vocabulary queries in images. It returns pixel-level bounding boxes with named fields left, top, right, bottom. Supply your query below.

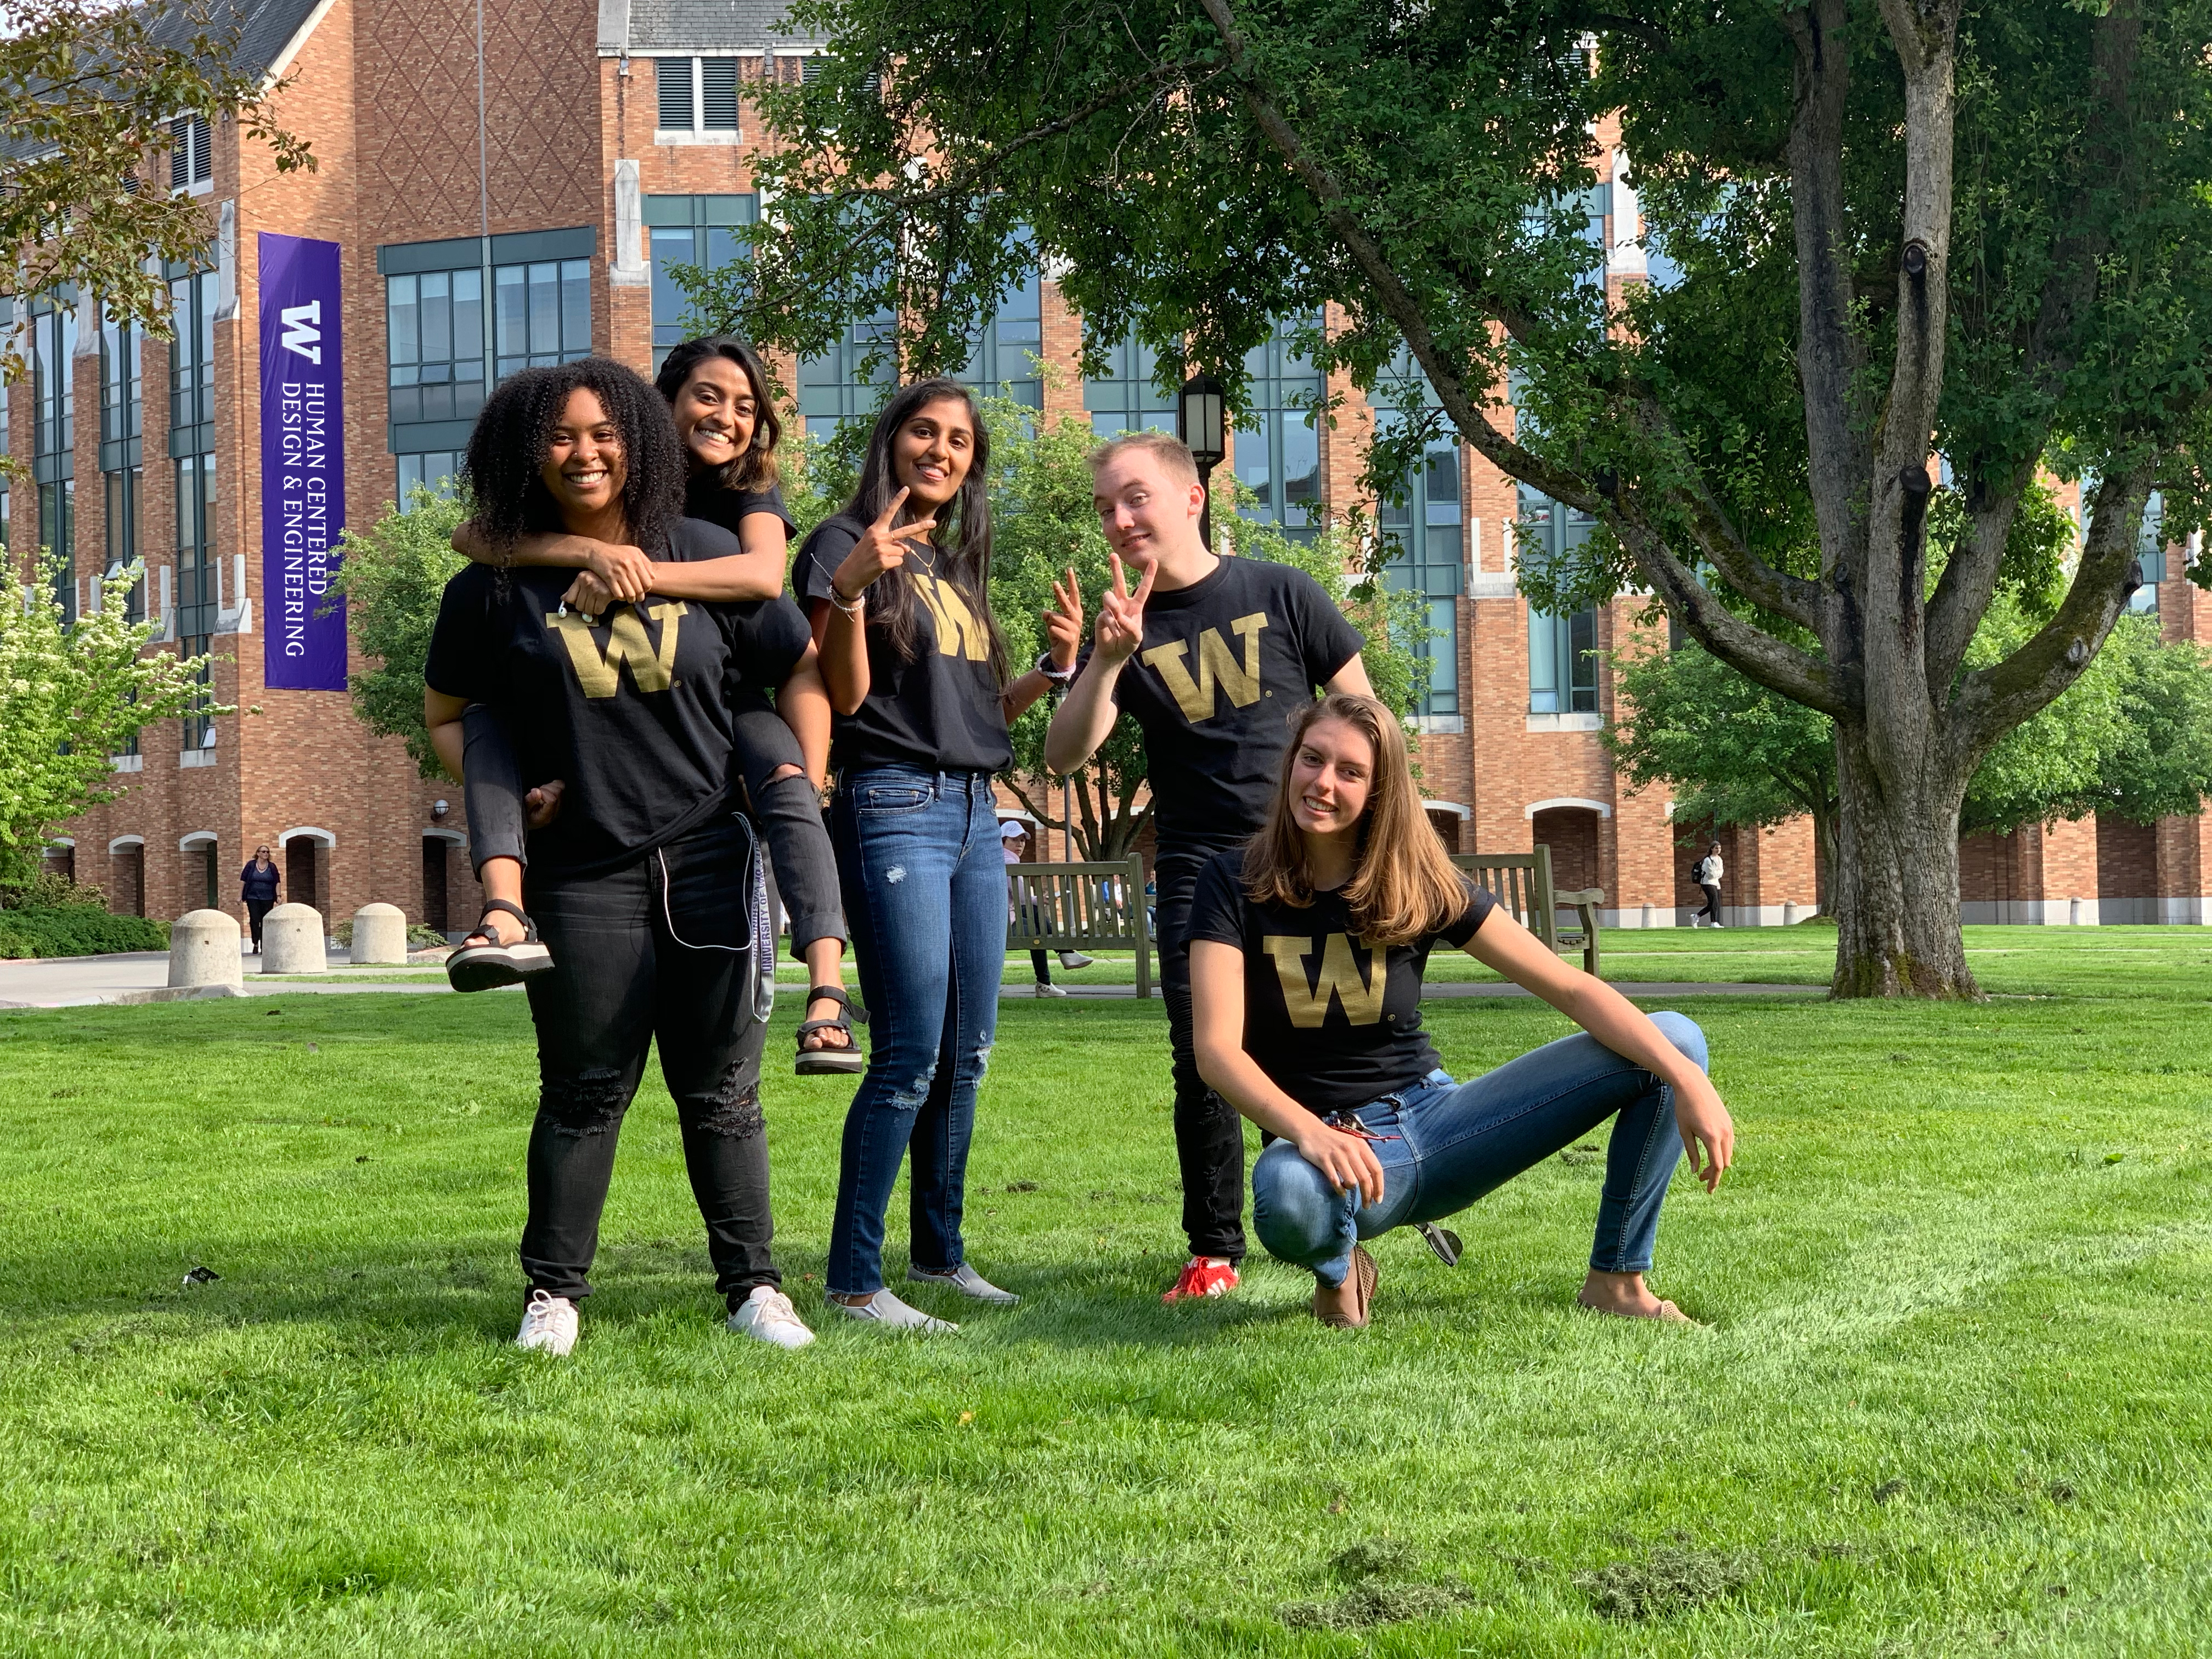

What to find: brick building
left=10, top=0, right=2207, bottom=934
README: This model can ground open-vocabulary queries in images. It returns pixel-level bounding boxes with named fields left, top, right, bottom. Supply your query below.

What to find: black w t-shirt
left=425, top=518, right=759, bottom=878
left=1187, top=850, right=1494, bottom=1114
left=793, top=513, right=1011, bottom=774
left=1094, top=557, right=1364, bottom=844
left=679, top=480, right=809, bottom=692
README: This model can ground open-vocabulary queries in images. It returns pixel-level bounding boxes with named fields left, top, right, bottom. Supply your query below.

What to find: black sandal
left=445, top=899, right=555, bottom=994
left=795, top=985, right=867, bottom=1075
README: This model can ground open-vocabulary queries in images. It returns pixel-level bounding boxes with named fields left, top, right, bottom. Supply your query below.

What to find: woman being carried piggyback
left=1189, top=694, right=1735, bottom=1328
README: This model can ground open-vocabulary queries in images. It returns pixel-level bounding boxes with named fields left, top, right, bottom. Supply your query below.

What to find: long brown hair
left=1243, top=693, right=1466, bottom=948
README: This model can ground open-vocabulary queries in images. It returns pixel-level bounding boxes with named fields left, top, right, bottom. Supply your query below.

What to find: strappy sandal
left=445, top=899, right=554, bottom=993
left=795, top=985, right=867, bottom=1075
left=1312, top=1244, right=1378, bottom=1329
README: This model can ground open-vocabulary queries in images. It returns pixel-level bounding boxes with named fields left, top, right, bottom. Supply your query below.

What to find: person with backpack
left=1692, top=841, right=1725, bottom=928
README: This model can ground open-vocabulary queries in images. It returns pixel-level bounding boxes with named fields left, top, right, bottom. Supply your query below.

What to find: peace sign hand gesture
left=1043, top=567, right=1084, bottom=672
left=1093, top=552, right=1155, bottom=665
left=832, top=487, right=937, bottom=602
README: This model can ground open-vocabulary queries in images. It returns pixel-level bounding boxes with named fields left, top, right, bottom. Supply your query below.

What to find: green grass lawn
left=3, top=932, right=2209, bottom=1655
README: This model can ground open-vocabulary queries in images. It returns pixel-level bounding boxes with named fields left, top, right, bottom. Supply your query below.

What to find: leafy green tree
left=701, top=0, right=2212, bottom=996
left=1613, top=611, right=2212, bottom=904
left=328, top=488, right=469, bottom=777
left=0, top=556, right=214, bottom=884
left=2, top=0, right=312, bottom=390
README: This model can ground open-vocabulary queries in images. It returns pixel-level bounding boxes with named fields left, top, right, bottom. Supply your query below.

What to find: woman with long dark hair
left=424, top=357, right=815, bottom=1355
left=1189, top=694, right=1735, bottom=1328
left=445, top=337, right=860, bottom=1071
left=794, top=378, right=1082, bottom=1331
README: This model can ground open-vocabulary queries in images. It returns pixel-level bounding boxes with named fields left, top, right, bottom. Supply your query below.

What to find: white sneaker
left=515, top=1288, right=578, bottom=1356
left=1058, top=951, right=1096, bottom=971
left=908, top=1262, right=1020, bottom=1305
left=729, top=1284, right=816, bottom=1350
left=832, top=1289, right=958, bottom=1334
left=1033, top=981, right=1069, bottom=997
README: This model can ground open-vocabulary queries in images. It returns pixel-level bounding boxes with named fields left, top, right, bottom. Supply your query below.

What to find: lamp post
left=1178, top=373, right=1226, bottom=551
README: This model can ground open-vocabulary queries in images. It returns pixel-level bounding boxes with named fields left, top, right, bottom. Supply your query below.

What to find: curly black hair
left=461, top=358, right=686, bottom=556
left=653, top=336, right=782, bottom=495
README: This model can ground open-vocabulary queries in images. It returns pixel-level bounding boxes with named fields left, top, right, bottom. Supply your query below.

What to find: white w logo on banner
left=279, top=301, right=322, bottom=363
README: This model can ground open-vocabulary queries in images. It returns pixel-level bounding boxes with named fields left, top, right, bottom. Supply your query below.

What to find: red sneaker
left=1163, top=1257, right=1240, bottom=1303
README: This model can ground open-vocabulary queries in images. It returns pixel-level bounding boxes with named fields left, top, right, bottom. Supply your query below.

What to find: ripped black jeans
left=519, top=814, right=777, bottom=1310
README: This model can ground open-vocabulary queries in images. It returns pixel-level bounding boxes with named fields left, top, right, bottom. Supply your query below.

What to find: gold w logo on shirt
left=546, top=601, right=689, bottom=698
left=1261, top=933, right=1384, bottom=1028
left=912, top=572, right=992, bottom=661
left=1141, top=611, right=1268, bottom=722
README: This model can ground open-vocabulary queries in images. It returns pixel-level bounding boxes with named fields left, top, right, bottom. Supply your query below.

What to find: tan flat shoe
left=1312, top=1244, right=1378, bottom=1329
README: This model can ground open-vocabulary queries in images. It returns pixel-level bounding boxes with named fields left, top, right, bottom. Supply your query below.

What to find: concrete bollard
left=351, top=902, right=408, bottom=965
left=262, top=903, right=327, bottom=974
left=1784, top=901, right=1800, bottom=926
left=168, top=909, right=244, bottom=988
left=1640, top=902, right=1655, bottom=929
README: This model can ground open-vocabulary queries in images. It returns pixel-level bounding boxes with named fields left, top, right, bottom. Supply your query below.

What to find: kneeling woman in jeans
left=1189, top=694, right=1734, bottom=1328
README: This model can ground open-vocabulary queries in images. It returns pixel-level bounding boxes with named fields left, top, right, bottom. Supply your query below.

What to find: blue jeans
left=1251, top=1013, right=1708, bottom=1288
left=826, top=767, right=1006, bottom=1295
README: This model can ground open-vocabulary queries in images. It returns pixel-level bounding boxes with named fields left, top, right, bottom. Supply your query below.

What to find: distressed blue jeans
left=825, top=766, right=1006, bottom=1295
left=1251, top=1012, right=1708, bottom=1288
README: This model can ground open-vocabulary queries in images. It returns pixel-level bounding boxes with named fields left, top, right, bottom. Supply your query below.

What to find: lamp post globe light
left=1177, top=373, right=1227, bottom=551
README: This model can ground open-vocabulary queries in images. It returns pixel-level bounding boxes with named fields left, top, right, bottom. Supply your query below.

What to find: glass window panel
left=1529, top=607, right=1561, bottom=713
left=494, top=264, right=529, bottom=363
left=560, top=260, right=591, bottom=357
left=452, top=269, right=483, bottom=360
left=1082, top=332, right=1177, bottom=435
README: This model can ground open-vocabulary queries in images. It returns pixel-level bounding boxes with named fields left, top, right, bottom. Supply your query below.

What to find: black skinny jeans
left=518, top=813, right=778, bottom=1310
left=462, top=693, right=844, bottom=959
left=1155, top=837, right=1251, bottom=1263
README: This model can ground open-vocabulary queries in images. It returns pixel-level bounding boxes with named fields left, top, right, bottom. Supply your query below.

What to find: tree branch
left=1923, top=2, right=2144, bottom=688
left=1951, top=466, right=2151, bottom=750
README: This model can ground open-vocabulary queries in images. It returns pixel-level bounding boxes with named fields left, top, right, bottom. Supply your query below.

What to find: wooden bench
left=1451, top=849, right=1606, bottom=978
left=1005, top=856, right=1154, bottom=997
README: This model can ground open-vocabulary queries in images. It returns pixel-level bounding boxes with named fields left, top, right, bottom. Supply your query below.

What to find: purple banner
left=259, top=232, right=347, bottom=690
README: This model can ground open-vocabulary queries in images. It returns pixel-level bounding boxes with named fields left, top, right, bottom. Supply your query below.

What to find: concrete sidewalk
left=0, top=948, right=462, bottom=1009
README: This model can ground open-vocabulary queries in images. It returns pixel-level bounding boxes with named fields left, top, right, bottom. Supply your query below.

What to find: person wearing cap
left=1000, top=820, right=1094, bottom=996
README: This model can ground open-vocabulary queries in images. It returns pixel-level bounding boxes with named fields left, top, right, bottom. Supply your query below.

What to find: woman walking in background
left=1693, top=842, right=1725, bottom=928
left=1190, top=694, right=1733, bottom=1328
left=795, top=379, right=1081, bottom=1332
left=424, top=357, right=814, bottom=1356
left=240, top=846, right=279, bottom=953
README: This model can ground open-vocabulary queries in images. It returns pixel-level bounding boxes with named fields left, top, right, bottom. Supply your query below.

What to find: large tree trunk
left=1829, top=723, right=1977, bottom=997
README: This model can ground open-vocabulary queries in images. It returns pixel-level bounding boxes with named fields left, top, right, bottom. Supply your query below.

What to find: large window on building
left=1520, top=484, right=1599, bottom=714
left=798, top=307, right=895, bottom=431
left=1235, top=316, right=1323, bottom=544
left=30, top=293, right=76, bottom=618
left=381, top=229, right=595, bottom=473
left=1375, top=368, right=1465, bottom=721
left=956, top=267, right=1043, bottom=409
left=101, top=304, right=145, bottom=619
left=1082, top=332, right=1176, bottom=437
left=167, top=262, right=217, bottom=454
left=174, top=453, right=217, bottom=644
left=169, top=114, right=212, bottom=191
left=645, top=194, right=758, bottom=369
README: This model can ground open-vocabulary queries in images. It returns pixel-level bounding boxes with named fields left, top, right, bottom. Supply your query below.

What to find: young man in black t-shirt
left=1045, top=430, right=1370, bottom=1301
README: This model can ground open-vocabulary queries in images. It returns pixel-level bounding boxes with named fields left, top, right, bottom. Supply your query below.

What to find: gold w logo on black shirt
left=1142, top=611, right=1268, bottom=722
left=1261, top=934, right=1384, bottom=1027
left=546, top=601, right=689, bottom=698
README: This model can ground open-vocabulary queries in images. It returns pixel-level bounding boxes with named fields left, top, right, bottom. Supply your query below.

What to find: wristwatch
left=1035, top=650, right=1078, bottom=687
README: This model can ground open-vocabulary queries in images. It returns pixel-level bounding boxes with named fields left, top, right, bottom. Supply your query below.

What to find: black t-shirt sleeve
left=733, top=485, right=796, bottom=539
left=1290, top=568, right=1368, bottom=684
left=1437, top=877, right=1497, bottom=949
left=424, top=569, right=494, bottom=702
left=1186, top=851, right=1251, bottom=950
left=664, top=516, right=744, bottom=565
left=794, top=516, right=862, bottom=610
